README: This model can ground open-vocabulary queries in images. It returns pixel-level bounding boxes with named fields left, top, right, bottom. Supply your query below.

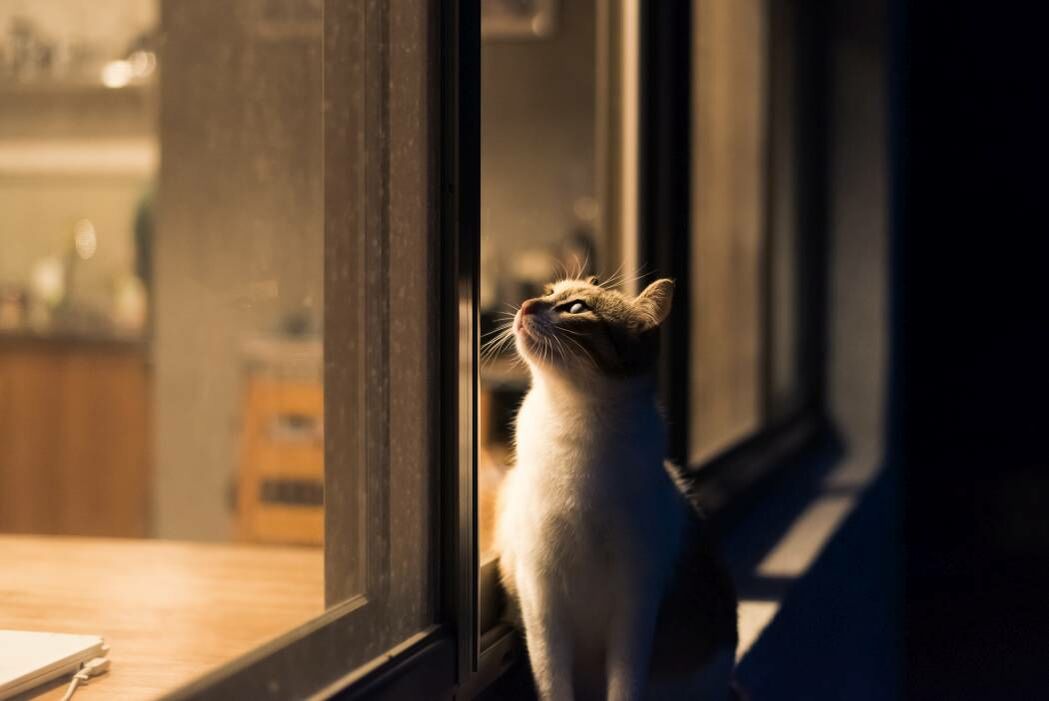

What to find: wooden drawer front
left=237, top=377, right=324, bottom=545
left=254, top=442, right=324, bottom=479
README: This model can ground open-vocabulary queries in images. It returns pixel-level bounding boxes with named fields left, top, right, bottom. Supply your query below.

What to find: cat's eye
left=556, top=300, right=588, bottom=314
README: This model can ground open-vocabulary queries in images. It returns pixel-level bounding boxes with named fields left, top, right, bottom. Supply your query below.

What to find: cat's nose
left=520, top=299, right=541, bottom=316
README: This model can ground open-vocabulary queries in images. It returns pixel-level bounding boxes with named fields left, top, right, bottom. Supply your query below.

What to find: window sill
left=727, top=445, right=885, bottom=659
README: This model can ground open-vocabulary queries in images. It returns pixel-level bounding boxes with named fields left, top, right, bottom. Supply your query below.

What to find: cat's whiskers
left=551, top=256, right=570, bottom=283
left=603, top=264, right=651, bottom=292
left=480, top=323, right=518, bottom=365
left=548, top=332, right=569, bottom=363
left=556, top=331, right=597, bottom=369
left=573, top=250, right=591, bottom=280
left=599, top=261, right=626, bottom=289
left=541, top=334, right=554, bottom=366
left=605, top=262, right=651, bottom=291
left=480, top=329, right=514, bottom=358
left=489, top=328, right=515, bottom=353
left=481, top=322, right=513, bottom=339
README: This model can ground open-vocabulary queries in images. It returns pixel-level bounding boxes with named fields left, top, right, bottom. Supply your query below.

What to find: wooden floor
left=0, top=535, right=324, bottom=700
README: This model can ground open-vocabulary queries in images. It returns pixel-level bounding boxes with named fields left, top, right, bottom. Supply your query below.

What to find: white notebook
left=0, top=630, right=106, bottom=700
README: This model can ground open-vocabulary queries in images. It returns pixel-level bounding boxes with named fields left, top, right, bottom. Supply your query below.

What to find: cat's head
left=510, top=276, right=674, bottom=381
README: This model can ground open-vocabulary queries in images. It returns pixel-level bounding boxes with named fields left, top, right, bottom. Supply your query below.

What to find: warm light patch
left=101, top=60, right=133, bottom=89
left=737, top=600, right=779, bottom=659
left=73, top=219, right=97, bottom=260
left=757, top=494, right=857, bottom=577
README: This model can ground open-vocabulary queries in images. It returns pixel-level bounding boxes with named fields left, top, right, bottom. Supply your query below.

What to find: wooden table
left=0, top=536, right=324, bottom=700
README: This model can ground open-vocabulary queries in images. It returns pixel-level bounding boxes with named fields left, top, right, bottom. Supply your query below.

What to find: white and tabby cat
left=494, top=276, right=738, bottom=701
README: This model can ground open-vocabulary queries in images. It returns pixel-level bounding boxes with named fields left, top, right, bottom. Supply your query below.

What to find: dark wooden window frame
left=164, top=1, right=478, bottom=699
left=640, top=0, right=832, bottom=510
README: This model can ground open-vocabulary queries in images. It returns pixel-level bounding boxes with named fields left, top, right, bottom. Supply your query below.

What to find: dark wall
left=891, top=2, right=1049, bottom=697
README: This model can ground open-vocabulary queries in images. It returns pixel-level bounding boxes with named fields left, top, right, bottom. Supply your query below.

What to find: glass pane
left=690, top=0, right=815, bottom=463
left=689, top=0, right=768, bottom=463
left=0, top=0, right=343, bottom=695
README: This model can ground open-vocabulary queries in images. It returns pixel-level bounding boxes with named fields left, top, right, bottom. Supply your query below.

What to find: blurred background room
left=0, top=0, right=324, bottom=545
left=1, top=3, right=881, bottom=694
left=0, top=1, right=329, bottom=695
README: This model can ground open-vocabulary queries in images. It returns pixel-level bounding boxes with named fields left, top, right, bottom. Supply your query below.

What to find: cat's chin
left=516, top=345, right=598, bottom=389
left=515, top=330, right=567, bottom=374
left=513, top=329, right=549, bottom=367
left=514, top=321, right=596, bottom=379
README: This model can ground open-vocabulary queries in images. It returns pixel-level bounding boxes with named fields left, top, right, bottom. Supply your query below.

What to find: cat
left=493, top=276, right=738, bottom=701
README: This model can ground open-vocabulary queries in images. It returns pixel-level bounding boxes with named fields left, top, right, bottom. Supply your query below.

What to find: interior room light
left=73, top=219, right=97, bottom=260
left=101, top=60, right=133, bottom=89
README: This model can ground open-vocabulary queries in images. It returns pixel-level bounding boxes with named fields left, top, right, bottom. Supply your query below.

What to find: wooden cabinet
left=0, top=336, right=149, bottom=537
left=235, top=377, right=324, bottom=546
left=234, top=339, right=324, bottom=546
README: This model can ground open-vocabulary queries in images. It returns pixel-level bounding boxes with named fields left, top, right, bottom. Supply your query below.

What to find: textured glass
left=0, top=1, right=332, bottom=695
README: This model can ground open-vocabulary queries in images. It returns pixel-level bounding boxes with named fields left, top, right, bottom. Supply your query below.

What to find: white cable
left=59, top=657, right=111, bottom=701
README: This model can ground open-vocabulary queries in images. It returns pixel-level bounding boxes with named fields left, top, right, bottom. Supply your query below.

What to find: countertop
left=0, top=535, right=324, bottom=700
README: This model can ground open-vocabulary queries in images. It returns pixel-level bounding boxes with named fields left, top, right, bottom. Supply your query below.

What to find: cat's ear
left=586, top=275, right=600, bottom=285
left=635, top=278, right=674, bottom=329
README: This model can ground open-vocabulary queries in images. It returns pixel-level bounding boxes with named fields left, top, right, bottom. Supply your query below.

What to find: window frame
left=687, top=4, right=829, bottom=551
left=643, top=0, right=831, bottom=490
left=163, top=1, right=478, bottom=699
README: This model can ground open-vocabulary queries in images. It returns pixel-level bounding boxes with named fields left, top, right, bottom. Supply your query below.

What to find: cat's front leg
left=606, top=592, right=659, bottom=701
left=517, top=570, right=574, bottom=701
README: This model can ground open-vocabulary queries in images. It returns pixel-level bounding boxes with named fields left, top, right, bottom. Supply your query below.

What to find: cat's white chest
left=497, top=382, right=684, bottom=639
